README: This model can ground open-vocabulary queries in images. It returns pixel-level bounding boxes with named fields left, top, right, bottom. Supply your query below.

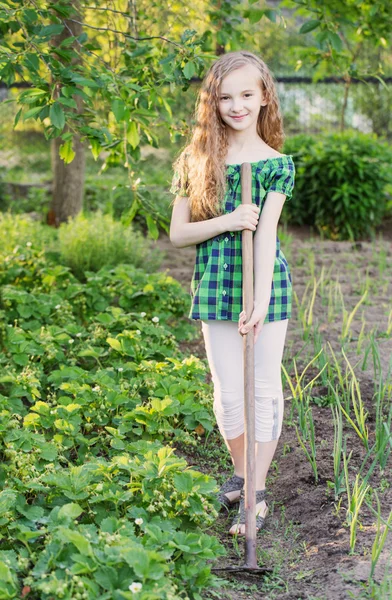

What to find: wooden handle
left=240, top=163, right=257, bottom=567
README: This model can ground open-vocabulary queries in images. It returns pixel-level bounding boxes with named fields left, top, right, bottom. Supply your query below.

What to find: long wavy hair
left=170, top=50, right=285, bottom=222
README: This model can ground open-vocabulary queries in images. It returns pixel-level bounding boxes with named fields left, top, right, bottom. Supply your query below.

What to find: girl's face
left=218, top=63, right=267, bottom=132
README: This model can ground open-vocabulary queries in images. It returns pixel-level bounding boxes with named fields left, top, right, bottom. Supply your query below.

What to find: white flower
left=55, top=304, right=61, bottom=309
left=76, top=332, right=82, bottom=338
left=129, top=582, right=142, bottom=593
left=26, top=242, right=32, bottom=247
left=135, top=518, right=143, bottom=526
left=140, top=312, right=146, bottom=318
left=92, top=385, right=100, bottom=392
left=96, top=483, right=103, bottom=492
left=136, top=330, right=141, bottom=335
left=118, top=367, right=123, bottom=372
left=152, top=316, right=159, bottom=323
left=68, top=339, right=74, bottom=344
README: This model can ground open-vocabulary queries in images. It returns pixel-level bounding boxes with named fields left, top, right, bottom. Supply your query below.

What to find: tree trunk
left=48, top=1, right=85, bottom=227
left=340, top=76, right=351, bottom=133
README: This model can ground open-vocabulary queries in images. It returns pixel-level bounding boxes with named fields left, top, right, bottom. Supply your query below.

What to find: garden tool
left=212, top=163, right=272, bottom=575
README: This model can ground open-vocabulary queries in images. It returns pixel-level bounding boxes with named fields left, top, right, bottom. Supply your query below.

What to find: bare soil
left=153, top=223, right=392, bottom=600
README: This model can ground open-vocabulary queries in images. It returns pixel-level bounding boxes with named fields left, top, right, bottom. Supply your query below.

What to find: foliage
left=287, top=0, right=392, bottom=130
left=0, top=0, right=283, bottom=235
left=0, top=218, right=224, bottom=599
left=289, top=0, right=391, bottom=82
left=284, top=131, right=392, bottom=240
left=56, top=211, right=162, bottom=279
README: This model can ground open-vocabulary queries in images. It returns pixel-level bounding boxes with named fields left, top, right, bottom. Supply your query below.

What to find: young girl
left=169, top=50, right=295, bottom=536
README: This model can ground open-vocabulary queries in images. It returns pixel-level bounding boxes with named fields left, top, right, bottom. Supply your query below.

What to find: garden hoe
left=212, top=163, right=273, bottom=576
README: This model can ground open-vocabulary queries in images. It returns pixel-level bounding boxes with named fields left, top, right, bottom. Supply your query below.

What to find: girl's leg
left=231, top=318, right=289, bottom=534
left=201, top=317, right=289, bottom=533
left=201, top=319, right=245, bottom=500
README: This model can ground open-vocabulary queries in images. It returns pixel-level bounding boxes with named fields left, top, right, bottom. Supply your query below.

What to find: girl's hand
left=238, top=305, right=268, bottom=344
left=225, top=204, right=260, bottom=232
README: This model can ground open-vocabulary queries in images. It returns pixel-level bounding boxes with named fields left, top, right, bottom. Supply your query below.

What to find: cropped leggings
left=201, top=318, right=289, bottom=443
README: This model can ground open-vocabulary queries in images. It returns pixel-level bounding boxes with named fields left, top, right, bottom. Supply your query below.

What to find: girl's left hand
left=238, top=305, right=268, bottom=344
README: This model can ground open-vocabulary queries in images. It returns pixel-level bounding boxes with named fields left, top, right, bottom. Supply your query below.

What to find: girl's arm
left=170, top=196, right=230, bottom=248
left=253, top=192, right=287, bottom=308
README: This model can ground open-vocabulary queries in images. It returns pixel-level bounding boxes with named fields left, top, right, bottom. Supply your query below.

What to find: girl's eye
left=220, top=94, right=253, bottom=100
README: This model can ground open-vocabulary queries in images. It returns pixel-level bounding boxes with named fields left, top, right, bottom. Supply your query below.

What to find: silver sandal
left=230, top=488, right=269, bottom=533
left=217, top=474, right=244, bottom=510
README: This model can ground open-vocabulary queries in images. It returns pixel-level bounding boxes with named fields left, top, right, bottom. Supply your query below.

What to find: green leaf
left=127, top=121, right=140, bottom=149
left=24, top=52, right=39, bottom=71
left=58, top=503, right=83, bottom=520
left=39, top=443, right=58, bottom=461
left=23, top=106, right=44, bottom=121
left=13, top=353, right=29, bottom=366
left=111, top=98, right=127, bottom=122
left=246, top=9, right=265, bottom=25
left=300, top=20, right=321, bottom=34
left=14, top=107, right=22, bottom=128
left=16, top=504, right=44, bottom=521
left=38, top=24, right=65, bottom=38
left=107, top=337, right=123, bottom=353
left=90, top=139, right=101, bottom=160
left=146, top=214, right=159, bottom=240
left=50, top=102, right=65, bottom=130
left=122, top=198, right=139, bottom=225
left=59, top=528, right=93, bottom=556
left=327, top=31, right=343, bottom=52
left=173, top=472, right=193, bottom=493
left=264, top=9, right=277, bottom=23
left=70, top=74, right=100, bottom=88
left=0, top=490, right=16, bottom=514
left=94, top=566, right=118, bottom=590
left=0, top=561, right=14, bottom=585
left=58, top=96, right=77, bottom=109
left=19, top=88, right=47, bottom=102
left=59, top=139, right=75, bottom=163
left=183, top=61, right=196, bottom=79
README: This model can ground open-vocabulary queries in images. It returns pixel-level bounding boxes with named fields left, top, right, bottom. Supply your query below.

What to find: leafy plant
left=284, top=131, right=392, bottom=240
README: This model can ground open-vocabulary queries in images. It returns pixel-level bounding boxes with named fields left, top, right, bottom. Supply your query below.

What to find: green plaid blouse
left=170, top=155, right=295, bottom=323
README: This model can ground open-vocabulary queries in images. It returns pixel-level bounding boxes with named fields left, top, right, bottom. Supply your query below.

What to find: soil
left=153, top=223, right=392, bottom=600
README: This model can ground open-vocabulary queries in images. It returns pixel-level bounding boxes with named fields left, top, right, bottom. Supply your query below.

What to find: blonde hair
left=170, top=50, right=285, bottom=222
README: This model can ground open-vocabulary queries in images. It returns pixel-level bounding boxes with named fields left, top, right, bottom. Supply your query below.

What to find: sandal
left=217, top=474, right=244, bottom=510
left=230, top=488, right=269, bottom=534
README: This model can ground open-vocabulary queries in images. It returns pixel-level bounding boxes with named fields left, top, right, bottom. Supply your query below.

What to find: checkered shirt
left=170, top=155, right=295, bottom=323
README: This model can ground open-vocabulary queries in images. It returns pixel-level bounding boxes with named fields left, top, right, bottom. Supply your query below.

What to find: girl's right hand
left=225, top=204, right=260, bottom=232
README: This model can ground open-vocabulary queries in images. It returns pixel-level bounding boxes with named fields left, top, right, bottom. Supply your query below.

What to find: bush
left=0, top=237, right=225, bottom=599
left=0, top=212, right=56, bottom=257
left=284, top=131, right=392, bottom=240
left=57, top=211, right=163, bottom=280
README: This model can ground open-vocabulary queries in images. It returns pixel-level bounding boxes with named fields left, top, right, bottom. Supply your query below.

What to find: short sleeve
left=267, top=157, right=295, bottom=201
left=170, top=170, right=188, bottom=197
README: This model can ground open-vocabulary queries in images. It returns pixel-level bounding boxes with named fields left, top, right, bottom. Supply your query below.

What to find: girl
left=169, top=50, right=295, bottom=536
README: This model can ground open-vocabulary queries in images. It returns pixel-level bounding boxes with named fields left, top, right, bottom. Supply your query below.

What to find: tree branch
left=67, top=18, right=183, bottom=48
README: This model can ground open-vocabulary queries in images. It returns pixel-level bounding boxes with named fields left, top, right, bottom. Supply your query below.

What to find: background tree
left=0, top=0, right=284, bottom=233
left=285, top=0, right=392, bottom=130
left=49, top=1, right=85, bottom=226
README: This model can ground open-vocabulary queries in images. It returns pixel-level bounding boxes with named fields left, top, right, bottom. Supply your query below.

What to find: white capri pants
left=201, top=318, right=289, bottom=443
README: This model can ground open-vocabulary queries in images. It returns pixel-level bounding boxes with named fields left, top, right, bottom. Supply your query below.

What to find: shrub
left=57, top=211, right=163, bottom=280
left=284, top=131, right=392, bottom=240
left=0, top=212, right=56, bottom=257
left=0, top=238, right=225, bottom=599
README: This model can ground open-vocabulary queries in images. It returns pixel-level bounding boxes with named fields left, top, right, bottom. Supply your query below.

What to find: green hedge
left=283, top=131, right=392, bottom=241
